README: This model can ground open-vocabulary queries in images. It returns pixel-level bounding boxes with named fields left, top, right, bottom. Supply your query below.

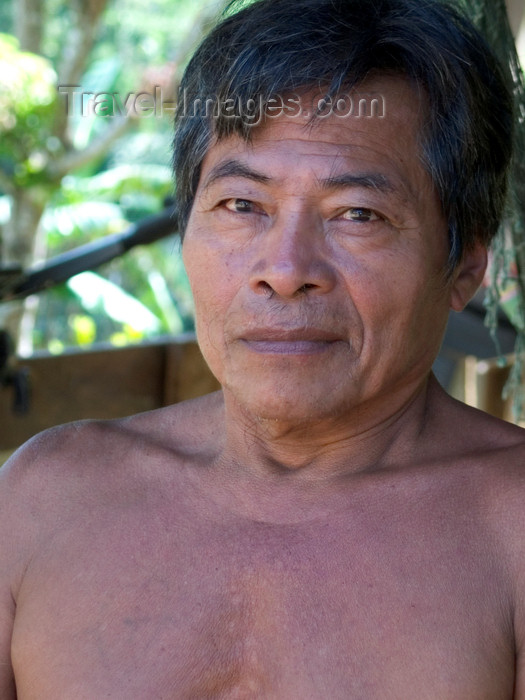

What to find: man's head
left=173, top=0, right=513, bottom=266
left=181, top=74, right=470, bottom=425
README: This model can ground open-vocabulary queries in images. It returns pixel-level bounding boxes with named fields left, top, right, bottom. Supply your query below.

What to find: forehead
left=197, top=76, right=431, bottom=200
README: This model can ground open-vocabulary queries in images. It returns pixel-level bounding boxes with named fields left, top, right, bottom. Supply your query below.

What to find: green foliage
left=0, top=4, right=13, bottom=35
left=60, top=165, right=173, bottom=208
left=102, top=0, right=217, bottom=59
left=36, top=162, right=191, bottom=353
left=0, top=0, right=227, bottom=353
left=0, top=34, right=59, bottom=187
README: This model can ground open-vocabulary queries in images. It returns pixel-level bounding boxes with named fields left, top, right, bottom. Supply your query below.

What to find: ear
left=449, top=242, right=487, bottom=312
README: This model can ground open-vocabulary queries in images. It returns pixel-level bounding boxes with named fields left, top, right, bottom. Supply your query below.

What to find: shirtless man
left=1, top=0, right=523, bottom=697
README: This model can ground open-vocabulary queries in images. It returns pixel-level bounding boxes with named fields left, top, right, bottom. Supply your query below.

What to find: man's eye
left=341, top=207, right=380, bottom=222
left=224, top=198, right=255, bottom=213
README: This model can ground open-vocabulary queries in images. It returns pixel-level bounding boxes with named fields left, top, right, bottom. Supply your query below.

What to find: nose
left=249, top=209, right=336, bottom=299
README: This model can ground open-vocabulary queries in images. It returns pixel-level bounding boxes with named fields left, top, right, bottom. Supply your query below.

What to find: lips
left=239, top=327, right=344, bottom=355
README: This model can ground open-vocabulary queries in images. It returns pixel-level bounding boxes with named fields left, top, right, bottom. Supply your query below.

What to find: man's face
left=183, top=77, right=468, bottom=426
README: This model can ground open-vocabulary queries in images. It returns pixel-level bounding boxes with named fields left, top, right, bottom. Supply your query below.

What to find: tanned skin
left=2, top=77, right=525, bottom=699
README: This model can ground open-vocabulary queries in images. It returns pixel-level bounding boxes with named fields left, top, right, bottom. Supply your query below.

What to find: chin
left=227, top=380, right=351, bottom=426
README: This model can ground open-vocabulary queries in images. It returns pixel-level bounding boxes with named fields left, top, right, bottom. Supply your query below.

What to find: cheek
left=348, top=249, right=448, bottom=339
left=341, top=248, right=411, bottom=310
left=182, top=240, right=239, bottom=367
left=184, top=237, right=224, bottom=306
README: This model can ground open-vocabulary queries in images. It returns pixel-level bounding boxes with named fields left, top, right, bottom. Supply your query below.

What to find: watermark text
left=57, top=85, right=386, bottom=123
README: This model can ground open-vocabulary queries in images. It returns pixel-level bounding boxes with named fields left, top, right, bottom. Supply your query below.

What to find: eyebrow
left=320, top=172, right=395, bottom=193
left=202, top=160, right=271, bottom=191
left=202, top=159, right=396, bottom=195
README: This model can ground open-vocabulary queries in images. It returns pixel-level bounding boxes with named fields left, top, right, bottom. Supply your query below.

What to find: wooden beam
left=0, top=337, right=218, bottom=452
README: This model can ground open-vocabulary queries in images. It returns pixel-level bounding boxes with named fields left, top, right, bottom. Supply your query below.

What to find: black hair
left=173, top=0, right=513, bottom=264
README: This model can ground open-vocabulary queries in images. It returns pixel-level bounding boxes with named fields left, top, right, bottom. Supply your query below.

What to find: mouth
left=239, top=328, right=344, bottom=355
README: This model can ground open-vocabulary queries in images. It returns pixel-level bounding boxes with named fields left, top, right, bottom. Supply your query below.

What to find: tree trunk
left=15, top=0, right=43, bottom=53
left=0, top=189, right=47, bottom=353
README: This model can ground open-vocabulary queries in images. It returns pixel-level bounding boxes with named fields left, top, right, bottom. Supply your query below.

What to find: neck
left=215, top=374, right=441, bottom=485
left=195, top=374, right=453, bottom=525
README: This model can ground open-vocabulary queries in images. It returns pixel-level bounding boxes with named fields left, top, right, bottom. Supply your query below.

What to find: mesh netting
left=461, top=0, right=525, bottom=418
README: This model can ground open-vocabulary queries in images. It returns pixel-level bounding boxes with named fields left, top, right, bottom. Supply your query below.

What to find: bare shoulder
left=423, top=383, right=525, bottom=533
left=451, top=405, right=525, bottom=665
left=117, top=388, right=225, bottom=457
left=437, top=391, right=525, bottom=553
left=0, top=390, right=224, bottom=568
left=429, top=380, right=525, bottom=457
left=0, top=392, right=223, bottom=698
left=2, top=388, right=222, bottom=468
left=452, top=398, right=525, bottom=503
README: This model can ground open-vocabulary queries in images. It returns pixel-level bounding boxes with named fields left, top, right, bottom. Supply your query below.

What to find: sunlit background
left=0, top=0, right=227, bottom=357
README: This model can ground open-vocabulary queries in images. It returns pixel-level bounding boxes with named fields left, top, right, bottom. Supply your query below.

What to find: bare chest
left=11, top=497, right=514, bottom=699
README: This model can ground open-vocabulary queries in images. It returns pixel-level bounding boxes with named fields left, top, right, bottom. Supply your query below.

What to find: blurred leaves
left=0, top=34, right=59, bottom=188
left=0, top=0, right=223, bottom=353
left=67, top=271, right=163, bottom=332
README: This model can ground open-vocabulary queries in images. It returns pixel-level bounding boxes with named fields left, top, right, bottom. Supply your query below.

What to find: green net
left=460, top=0, right=525, bottom=419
